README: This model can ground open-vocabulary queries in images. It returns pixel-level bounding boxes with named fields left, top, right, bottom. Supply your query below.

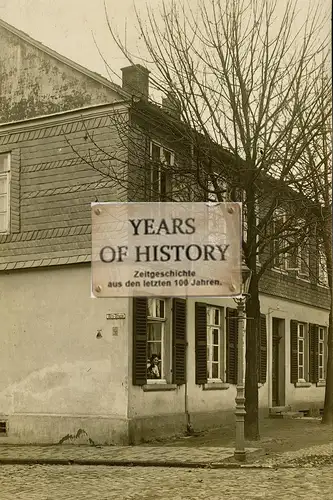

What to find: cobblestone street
left=0, top=464, right=332, bottom=499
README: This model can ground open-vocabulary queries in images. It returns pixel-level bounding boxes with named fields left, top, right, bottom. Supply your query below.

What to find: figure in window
left=147, top=354, right=161, bottom=379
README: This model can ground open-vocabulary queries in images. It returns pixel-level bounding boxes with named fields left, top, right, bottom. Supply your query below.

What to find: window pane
left=211, top=363, right=219, bottom=379
left=319, top=343, right=324, bottom=354
left=163, top=150, right=171, bottom=165
left=0, top=177, right=7, bottom=194
left=298, top=353, right=303, bottom=366
left=0, top=213, right=7, bottom=232
left=298, top=325, right=304, bottom=337
left=148, top=299, right=154, bottom=317
left=213, top=346, right=219, bottom=362
left=0, top=194, right=7, bottom=211
left=0, top=155, right=9, bottom=173
left=298, top=339, right=303, bottom=352
left=298, top=366, right=304, bottom=379
left=319, top=368, right=323, bottom=380
left=152, top=144, right=160, bottom=160
left=156, top=300, right=165, bottom=319
left=319, top=329, right=324, bottom=341
left=212, top=328, right=219, bottom=345
left=214, top=309, right=220, bottom=325
left=148, top=323, right=162, bottom=341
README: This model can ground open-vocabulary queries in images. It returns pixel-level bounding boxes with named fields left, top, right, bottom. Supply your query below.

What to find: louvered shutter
left=172, top=298, right=187, bottom=385
left=195, top=302, right=207, bottom=385
left=259, top=314, right=267, bottom=384
left=309, top=323, right=319, bottom=383
left=226, top=308, right=238, bottom=384
left=290, top=320, right=298, bottom=383
left=132, top=298, right=148, bottom=385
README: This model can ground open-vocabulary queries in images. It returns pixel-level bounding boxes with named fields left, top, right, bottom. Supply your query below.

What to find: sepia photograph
left=0, top=0, right=332, bottom=498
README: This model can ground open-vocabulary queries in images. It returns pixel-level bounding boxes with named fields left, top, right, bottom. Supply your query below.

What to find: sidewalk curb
left=0, top=457, right=297, bottom=469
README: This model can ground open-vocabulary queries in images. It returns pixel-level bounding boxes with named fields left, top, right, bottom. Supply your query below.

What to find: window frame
left=146, top=298, right=169, bottom=384
left=318, top=248, right=329, bottom=287
left=149, top=141, right=174, bottom=202
left=297, top=323, right=306, bottom=382
left=206, top=306, right=223, bottom=381
left=0, top=152, right=11, bottom=234
left=318, top=326, right=325, bottom=382
left=205, top=305, right=225, bottom=383
left=272, top=209, right=288, bottom=272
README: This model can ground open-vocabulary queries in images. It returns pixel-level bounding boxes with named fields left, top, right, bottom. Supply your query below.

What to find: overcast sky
left=0, top=0, right=330, bottom=89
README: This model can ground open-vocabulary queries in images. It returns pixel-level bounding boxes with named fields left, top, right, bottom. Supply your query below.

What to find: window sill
left=203, top=382, right=230, bottom=391
left=316, top=380, right=326, bottom=387
left=295, top=382, right=312, bottom=388
left=142, top=384, right=178, bottom=392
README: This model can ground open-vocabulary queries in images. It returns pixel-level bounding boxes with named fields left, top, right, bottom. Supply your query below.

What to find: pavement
left=1, top=464, right=332, bottom=500
left=0, top=419, right=332, bottom=499
left=0, top=417, right=331, bottom=469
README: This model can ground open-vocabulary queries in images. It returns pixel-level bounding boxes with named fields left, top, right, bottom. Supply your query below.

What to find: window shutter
left=195, top=302, right=207, bottom=385
left=172, top=298, right=187, bottom=385
left=259, top=314, right=267, bottom=384
left=309, top=323, right=319, bottom=383
left=226, top=308, right=238, bottom=384
left=290, top=320, right=298, bottom=383
left=132, top=298, right=148, bottom=385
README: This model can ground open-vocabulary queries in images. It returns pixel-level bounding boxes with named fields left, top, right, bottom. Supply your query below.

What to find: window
left=195, top=305, right=268, bottom=386
left=318, top=327, right=325, bottom=381
left=206, top=306, right=222, bottom=380
left=207, top=174, right=228, bottom=203
left=318, top=249, right=329, bottom=287
left=0, top=152, right=10, bottom=233
left=272, top=210, right=287, bottom=270
left=298, top=239, right=310, bottom=279
left=132, top=297, right=186, bottom=387
left=150, top=142, right=174, bottom=201
left=297, top=323, right=306, bottom=381
left=291, top=321, right=327, bottom=385
left=147, top=298, right=166, bottom=382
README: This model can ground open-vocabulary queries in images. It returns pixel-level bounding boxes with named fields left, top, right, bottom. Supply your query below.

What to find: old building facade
left=0, top=22, right=330, bottom=444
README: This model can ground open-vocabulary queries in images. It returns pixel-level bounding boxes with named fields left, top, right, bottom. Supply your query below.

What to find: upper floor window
left=0, top=152, right=10, bottom=233
left=272, top=210, right=286, bottom=270
left=318, top=249, right=329, bottom=287
left=149, top=142, right=174, bottom=201
left=318, top=327, right=325, bottom=381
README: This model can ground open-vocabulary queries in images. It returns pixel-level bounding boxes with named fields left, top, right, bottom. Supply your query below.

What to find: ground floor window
left=291, top=320, right=327, bottom=384
left=132, top=297, right=186, bottom=386
left=147, top=298, right=166, bottom=381
left=206, top=306, right=222, bottom=380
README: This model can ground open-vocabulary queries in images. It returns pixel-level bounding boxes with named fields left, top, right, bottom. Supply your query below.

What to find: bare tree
left=291, top=67, right=332, bottom=424
left=99, top=0, right=330, bottom=439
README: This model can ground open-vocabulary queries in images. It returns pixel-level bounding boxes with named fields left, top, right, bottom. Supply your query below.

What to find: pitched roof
left=0, top=17, right=129, bottom=99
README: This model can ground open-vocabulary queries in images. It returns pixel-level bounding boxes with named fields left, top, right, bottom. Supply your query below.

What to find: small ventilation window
left=0, top=421, right=8, bottom=435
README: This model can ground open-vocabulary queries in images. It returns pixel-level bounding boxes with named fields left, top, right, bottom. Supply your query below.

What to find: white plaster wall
left=0, top=264, right=129, bottom=418
left=260, top=294, right=329, bottom=409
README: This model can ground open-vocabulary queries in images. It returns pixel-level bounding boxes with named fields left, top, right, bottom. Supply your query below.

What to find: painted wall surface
left=0, top=27, right=121, bottom=123
left=0, top=264, right=129, bottom=419
left=260, top=294, right=328, bottom=409
left=129, top=293, right=329, bottom=426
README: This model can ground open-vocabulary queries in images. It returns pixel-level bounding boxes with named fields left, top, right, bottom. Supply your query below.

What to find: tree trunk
left=245, top=272, right=260, bottom=440
left=322, top=299, right=333, bottom=425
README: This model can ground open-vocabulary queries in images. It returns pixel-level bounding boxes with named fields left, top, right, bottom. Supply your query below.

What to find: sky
left=0, top=0, right=330, bottom=91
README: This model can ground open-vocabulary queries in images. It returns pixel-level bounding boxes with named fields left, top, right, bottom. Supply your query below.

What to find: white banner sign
left=91, top=202, right=242, bottom=298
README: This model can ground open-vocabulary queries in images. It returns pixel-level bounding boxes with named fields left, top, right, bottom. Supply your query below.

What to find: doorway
left=272, top=318, right=285, bottom=407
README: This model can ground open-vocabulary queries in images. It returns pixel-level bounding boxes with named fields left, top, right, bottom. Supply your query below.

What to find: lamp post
left=233, top=263, right=252, bottom=462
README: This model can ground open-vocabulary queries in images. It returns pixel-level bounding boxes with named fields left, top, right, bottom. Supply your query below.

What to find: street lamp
left=233, top=262, right=252, bottom=462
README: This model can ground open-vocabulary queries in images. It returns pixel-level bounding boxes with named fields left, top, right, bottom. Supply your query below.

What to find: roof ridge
left=0, top=17, right=129, bottom=99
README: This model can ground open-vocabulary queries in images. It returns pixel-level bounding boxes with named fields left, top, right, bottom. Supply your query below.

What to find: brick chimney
left=121, top=64, right=150, bottom=99
left=162, top=91, right=181, bottom=119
